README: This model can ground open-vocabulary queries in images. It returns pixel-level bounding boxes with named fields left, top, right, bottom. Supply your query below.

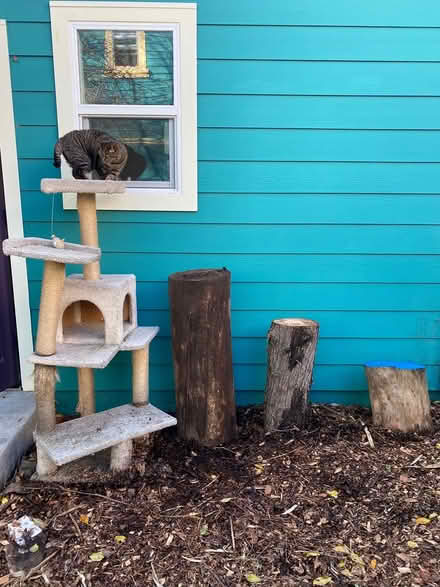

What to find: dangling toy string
left=50, top=192, right=55, bottom=237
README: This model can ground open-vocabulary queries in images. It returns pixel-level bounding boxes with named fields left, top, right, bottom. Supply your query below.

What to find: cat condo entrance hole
left=57, top=274, right=137, bottom=345
left=62, top=300, right=105, bottom=343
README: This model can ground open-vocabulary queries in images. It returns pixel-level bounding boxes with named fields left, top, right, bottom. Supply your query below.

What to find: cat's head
left=100, top=141, right=127, bottom=164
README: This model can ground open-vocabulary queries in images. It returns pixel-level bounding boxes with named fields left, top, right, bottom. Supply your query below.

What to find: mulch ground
left=1, top=403, right=440, bottom=587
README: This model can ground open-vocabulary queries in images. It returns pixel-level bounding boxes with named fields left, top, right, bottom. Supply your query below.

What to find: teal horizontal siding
left=198, top=26, right=440, bottom=62
left=199, top=162, right=440, bottom=194
left=23, top=253, right=440, bottom=284
left=199, top=129, right=440, bottom=162
left=10, top=56, right=53, bottom=91
left=28, top=282, right=440, bottom=312
left=23, top=222, right=440, bottom=255
left=7, top=23, right=52, bottom=56
left=28, top=308, right=440, bottom=340
left=18, top=126, right=440, bottom=162
left=16, top=126, right=57, bottom=158
left=8, top=0, right=440, bottom=411
left=10, top=22, right=440, bottom=62
left=53, top=389, right=267, bottom=415
left=40, top=363, right=440, bottom=392
left=13, top=93, right=440, bottom=130
left=13, top=92, right=57, bottom=126
left=13, top=58, right=440, bottom=97
left=20, top=193, right=440, bottom=226
left=198, top=95, right=440, bottom=130
left=21, top=321, right=440, bottom=366
left=199, top=61, right=440, bottom=96
left=7, top=1, right=440, bottom=27
left=17, top=159, right=440, bottom=193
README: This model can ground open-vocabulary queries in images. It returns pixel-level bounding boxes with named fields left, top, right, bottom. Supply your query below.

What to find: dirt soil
left=1, top=403, right=440, bottom=587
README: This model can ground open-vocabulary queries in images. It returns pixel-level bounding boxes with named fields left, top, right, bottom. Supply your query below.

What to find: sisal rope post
left=34, top=364, right=57, bottom=434
left=35, top=261, right=66, bottom=356
left=110, top=440, right=133, bottom=471
left=77, top=367, right=95, bottom=416
left=34, top=364, right=58, bottom=476
left=132, top=346, right=149, bottom=406
left=77, top=193, right=100, bottom=280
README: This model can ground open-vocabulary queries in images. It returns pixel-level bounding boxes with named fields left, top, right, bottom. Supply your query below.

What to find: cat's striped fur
left=53, top=129, right=128, bottom=180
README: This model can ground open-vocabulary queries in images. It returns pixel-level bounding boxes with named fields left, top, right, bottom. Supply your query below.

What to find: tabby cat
left=53, top=129, right=128, bottom=180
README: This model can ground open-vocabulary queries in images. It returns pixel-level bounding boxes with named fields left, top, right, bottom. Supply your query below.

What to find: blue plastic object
left=365, top=361, right=424, bottom=370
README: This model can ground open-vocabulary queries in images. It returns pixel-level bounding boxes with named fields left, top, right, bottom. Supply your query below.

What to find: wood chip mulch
left=1, top=402, right=440, bottom=586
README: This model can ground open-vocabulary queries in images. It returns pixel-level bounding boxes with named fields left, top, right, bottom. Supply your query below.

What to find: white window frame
left=50, top=2, right=197, bottom=211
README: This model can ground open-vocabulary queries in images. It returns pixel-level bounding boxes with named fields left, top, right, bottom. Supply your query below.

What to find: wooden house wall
left=4, top=0, right=440, bottom=412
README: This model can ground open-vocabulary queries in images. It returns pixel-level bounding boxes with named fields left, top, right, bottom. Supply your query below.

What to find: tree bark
left=264, top=318, right=319, bottom=432
left=168, top=268, right=237, bottom=445
left=365, top=362, right=432, bottom=432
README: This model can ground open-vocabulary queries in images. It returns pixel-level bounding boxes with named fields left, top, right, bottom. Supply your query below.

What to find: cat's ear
left=53, top=139, right=63, bottom=168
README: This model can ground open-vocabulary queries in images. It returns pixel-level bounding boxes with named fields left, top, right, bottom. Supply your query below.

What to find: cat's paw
left=105, top=174, right=118, bottom=181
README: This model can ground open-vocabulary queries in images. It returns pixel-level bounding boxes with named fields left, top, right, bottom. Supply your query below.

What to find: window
left=50, top=2, right=197, bottom=211
left=104, top=31, right=149, bottom=78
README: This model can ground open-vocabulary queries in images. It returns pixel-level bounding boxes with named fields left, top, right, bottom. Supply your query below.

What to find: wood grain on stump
left=169, top=268, right=237, bottom=445
left=365, top=361, right=432, bottom=433
left=264, top=318, right=319, bottom=432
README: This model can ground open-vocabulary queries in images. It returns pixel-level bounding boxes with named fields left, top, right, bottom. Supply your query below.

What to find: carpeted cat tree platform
left=2, top=178, right=176, bottom=479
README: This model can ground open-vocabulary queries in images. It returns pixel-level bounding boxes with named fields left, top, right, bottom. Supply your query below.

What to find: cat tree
left=2, top=178, right=176, bottom=478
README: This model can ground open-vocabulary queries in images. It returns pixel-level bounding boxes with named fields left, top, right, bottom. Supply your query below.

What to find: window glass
left=113, top=31, right=137, bottom=66
left=78, top=29, right=174, bottom=105
left=87, top=117, right=174, bottom=185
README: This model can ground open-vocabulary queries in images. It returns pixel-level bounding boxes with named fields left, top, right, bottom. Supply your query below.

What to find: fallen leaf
left=254, top=463, right=265, bottom=475
left=221, top=497, right=233, bottom=503
left=200, top=525, right=209, bottom=536
left=32, top=518, right=47, bottom=529
left=436, top=443, right=440, bottom=449
left=429, top=512, right=438, bottom=519
left=350, top=552, right=364, bottom=566
left=245, top=573, right=261, bottom=583
left=340, top=568, right=352, bottom=578
left=114, top=535, right=126, bottom=544
left=370, top=558, right=377, bottom=569
left=89, top=552, right=105, bottom=562
left=29, top=544, right=39, bottom=553
left=398, top=567, right=411, bottom=574
left=1, top=498, right=8, bottom=505
left=337, top=561, right=345, bottom=568
left=334, top=544, right=349, bottom=554
left=313, top=577, right=332, bottom=585
left=305, top=551, right=321, bottom=557
left=407, top=541, right=418, bottom=549
left=281, top=504, right=297, bottom=515
left=416, top=517, right=431, bottom=525
left=0, top=576, right=9, bottom=586
left=326, top=490, right=339, bottom=498
left=79, top=514, right=89, bottom=525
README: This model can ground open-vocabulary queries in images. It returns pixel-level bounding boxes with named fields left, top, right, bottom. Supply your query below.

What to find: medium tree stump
left=264, top=318, right=319, bottom=432
left=168, top=268, right=237, bottom=445
left=365, top=361, right=432, bottom=432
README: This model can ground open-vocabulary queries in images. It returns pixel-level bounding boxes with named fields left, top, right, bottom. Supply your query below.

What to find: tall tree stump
left=169, top=269, right=237, bottom=445
left=365, top=361, right=432, bottom=432
left=264, top=318, right=319, bottom=432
